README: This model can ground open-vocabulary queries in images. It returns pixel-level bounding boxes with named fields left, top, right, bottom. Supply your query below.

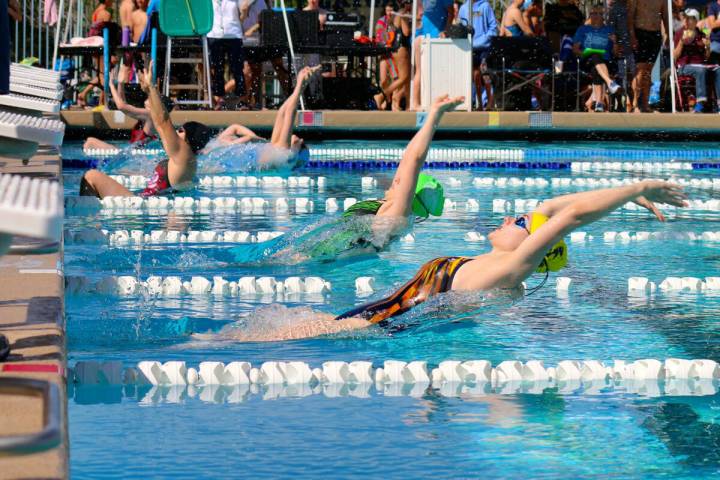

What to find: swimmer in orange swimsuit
left=235, top=181, right=689, bottom=341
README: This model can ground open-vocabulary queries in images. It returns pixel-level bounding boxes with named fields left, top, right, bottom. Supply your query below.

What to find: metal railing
left=0, top=378, right=61, bottom=456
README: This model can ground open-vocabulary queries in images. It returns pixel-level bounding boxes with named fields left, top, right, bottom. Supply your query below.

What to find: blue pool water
left=64, top=140, right=720, bottom=479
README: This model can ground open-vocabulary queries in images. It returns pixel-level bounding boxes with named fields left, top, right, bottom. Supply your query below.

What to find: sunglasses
left=514, top=215, right=530, bottom=234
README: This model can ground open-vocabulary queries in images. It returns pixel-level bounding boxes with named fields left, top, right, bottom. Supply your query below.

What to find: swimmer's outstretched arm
left=505, top=181, right=688, bottom=286
left=138, top=64, right=194, bottom=170
left=110, top=65, right=149, bottom=122
left=377, top=95, right=464, bottom=218
left=218, top=124, right=263, bottom=144
left=535, top=188, right=667, bottom=221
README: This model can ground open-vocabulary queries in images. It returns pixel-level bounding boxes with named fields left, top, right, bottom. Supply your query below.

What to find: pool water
left=64, top=140, right=720, bottom=479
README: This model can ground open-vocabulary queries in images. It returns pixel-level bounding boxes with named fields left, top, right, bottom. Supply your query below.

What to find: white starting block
left=0, top=173, right=63, bottom=241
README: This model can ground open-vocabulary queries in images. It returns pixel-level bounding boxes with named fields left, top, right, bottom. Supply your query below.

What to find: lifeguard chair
left=160, top=0, right=214, bottom=108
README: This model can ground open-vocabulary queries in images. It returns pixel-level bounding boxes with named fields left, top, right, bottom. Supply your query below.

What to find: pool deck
left=0, top=149, right=67, bottom=479
left=61, top=110, right=720, bottom=140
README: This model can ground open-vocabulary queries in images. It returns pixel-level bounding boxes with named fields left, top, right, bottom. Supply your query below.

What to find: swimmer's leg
left=80, top=169, right=133, bottom=198
left=268, top=315, right=370, bottom=341
left=269, top=66, right=319, bottom=149
left=84, top=137, right=116, bottom=151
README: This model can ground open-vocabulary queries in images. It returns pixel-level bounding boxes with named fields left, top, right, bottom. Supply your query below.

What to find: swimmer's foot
left=290, top=134, right=304, bottom=152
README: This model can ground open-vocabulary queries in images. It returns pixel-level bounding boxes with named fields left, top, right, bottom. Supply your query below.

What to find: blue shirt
left=709, top=2, right=720, bottom=43
left=573, top=25, right=614, bottom=60
left=458, top=0, right=498, bottom=49
left=419, top=0, right=453, bottom=38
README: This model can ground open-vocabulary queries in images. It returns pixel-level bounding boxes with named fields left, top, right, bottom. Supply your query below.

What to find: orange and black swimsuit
left=335, top=256, right=473, bottom=329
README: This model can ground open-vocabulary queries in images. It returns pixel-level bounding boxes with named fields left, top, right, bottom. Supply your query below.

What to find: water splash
left=98, top=140, right=164, bottom=175
left=196, top=140, right=295, bottom=175
left=194, top=304, right=374, bottom=342
left=231, top=215, right=411, bottom=265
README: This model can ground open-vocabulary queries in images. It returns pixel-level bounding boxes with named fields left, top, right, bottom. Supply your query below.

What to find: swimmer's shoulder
left=451, top=253, right=514, bottom=292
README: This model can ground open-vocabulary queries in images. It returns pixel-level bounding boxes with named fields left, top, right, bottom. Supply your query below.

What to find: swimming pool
left=63, top=139, right=720, bottom=479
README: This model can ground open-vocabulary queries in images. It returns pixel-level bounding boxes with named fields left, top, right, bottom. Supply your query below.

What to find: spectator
left=411, top=0, right=454, bottom=109
left=674, top=9, right=718, bottom=113
left=91, top=0, right=113, bottom=26
left=120, top=0, right=135, bottom=45
left=573, top=4, right=621, bottom=112
left=708, top=0, right=720, bottom=59
left=79, top=0, right=118, bottom=107
left=524, top=0, right=544, bottom=36
left=501, top=0, right=534, bottom=37
left=374, top=0, right=412, bottom=110
left=375, top=1, right=397, bottom=109
left=208, top=0, right=247, bottom=110
left=304, top=0, right=328, bottom=29
left=241, top=0, right=290, bottom=109
left=131, top=0, right=149, bottom=42
left=544, top=0, right=584, bottom=52
left=607, top=0, right=635, bottom=111
left=458, top=0, right=497, bottom=110
left=628, top=0, right=668, bottom=112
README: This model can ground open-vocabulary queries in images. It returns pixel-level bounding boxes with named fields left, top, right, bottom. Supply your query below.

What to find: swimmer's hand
left=431, top=94, right=465, bottom=113
left=633, top=195, right=666, bottom=222
left=296, top=66, right=322, bottom=90
left=639, top=181, right=689, bottom=209
left=138, top=61, right=154, bottom=92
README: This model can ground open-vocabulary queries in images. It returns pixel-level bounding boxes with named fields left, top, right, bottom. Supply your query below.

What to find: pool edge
left=0, top=148, right=68, bottom=479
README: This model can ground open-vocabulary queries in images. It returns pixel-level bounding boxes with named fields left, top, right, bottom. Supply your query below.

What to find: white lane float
left=70, top=359, right=720, bottom=399
left=64, top=228, right=285, bottom=246
left=65, top=275, right=331, bottom=296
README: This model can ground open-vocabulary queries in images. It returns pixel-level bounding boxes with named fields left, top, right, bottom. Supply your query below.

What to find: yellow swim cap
left=529, top=212, right=568, bottom=273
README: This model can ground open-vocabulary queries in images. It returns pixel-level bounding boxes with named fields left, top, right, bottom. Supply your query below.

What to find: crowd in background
left=9, top=0, right=720, bottom=113
left=372, top=0, right=720, bottom=113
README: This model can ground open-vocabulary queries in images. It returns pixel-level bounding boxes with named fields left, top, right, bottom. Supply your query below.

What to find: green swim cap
left=412, top=173, right=445, bottom=218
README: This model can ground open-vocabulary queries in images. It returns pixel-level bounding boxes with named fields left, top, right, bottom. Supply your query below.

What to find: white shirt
left=209, top=0, right=244, bottom=39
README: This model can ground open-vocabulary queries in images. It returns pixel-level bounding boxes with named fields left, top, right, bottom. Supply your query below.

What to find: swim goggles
left=514, top=215, right=530, bottom=234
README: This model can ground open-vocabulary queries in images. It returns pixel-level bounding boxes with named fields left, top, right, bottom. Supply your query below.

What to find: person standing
left=607, top=0, right=635, bottom=111
left=458, top=0, right=497, bottom=110
left=410, top=0, right=454, bottom=110
left=375, top=1, right=397, bottom=109
left=208, top=0, right=247, bottom=110
left=627, top=0, right=668, bottom=112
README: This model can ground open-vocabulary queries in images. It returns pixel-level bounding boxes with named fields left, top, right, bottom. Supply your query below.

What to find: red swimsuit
left=141, top=160, right=175, bottom=197
left=130, top=121, right=156, bottom=145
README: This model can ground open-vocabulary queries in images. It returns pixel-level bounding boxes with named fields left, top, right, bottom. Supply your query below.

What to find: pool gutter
left=61, top=110, right=720, bottom=141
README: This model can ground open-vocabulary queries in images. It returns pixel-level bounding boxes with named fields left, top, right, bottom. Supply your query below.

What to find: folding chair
left=486, top=37, right=554, bottom=111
